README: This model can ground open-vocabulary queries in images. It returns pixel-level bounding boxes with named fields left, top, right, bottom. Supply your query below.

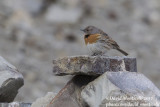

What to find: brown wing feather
left=99, top=33, right=128, bottom=56
left=108, top=39, right=120, bottom=48
left=101, top=33, right=120, bottom=49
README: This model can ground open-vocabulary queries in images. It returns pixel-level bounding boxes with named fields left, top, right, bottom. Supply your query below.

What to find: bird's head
left=81, top=26, right=102, bottom=35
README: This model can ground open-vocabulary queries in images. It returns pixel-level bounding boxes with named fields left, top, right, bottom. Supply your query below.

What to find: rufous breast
left=84, top=34, right=101, bottom=45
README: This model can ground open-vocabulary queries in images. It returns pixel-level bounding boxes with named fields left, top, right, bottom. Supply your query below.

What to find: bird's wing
left=100, top=33, right=128, bottom=56
left=99, top=33, right=120, bottom=49
left=108, top=38, right=120, bottom=49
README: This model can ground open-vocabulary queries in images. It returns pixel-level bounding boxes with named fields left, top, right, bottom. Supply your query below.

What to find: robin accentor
left=81, top=26, right=128, bottom=56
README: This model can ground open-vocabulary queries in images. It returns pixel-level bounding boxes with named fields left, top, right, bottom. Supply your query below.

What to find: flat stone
left=53, top=56, right=137, bottom=76
left=0, top=56, right=24, bottom=102
left=81, top=71, right=160, bottom=107
left=47, top=75, right=97, bottom=107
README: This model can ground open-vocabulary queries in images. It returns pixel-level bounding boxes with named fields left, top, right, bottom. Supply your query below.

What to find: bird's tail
left=116, top=48, right=128, bottom=56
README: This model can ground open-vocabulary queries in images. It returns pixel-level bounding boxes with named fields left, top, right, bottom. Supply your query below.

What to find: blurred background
left=0, top=0, right=160, bottom=102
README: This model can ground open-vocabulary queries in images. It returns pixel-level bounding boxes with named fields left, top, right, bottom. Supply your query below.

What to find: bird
left=81, top=26, right=128, bottom=56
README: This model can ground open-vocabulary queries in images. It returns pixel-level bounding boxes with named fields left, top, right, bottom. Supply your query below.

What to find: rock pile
left=33, top=56, right=160, bottom=107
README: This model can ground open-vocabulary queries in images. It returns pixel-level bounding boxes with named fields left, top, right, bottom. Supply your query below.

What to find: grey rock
left=48, top=75, right=96, bottom=107
left=0, top=56, right=24, bottom=102
left=0, top=102, right=31, bottom=107
left=81, top=71, right=160, bottom=107
left=31, top=92, right=56, bottom=107
left=53, top=56, right=137, bottom=76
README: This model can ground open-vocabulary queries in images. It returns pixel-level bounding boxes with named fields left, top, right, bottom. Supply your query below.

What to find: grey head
left=81, top=26, right=104, bottom=35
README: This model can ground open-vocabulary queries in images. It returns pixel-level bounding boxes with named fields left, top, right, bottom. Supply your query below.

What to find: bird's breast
left=84, top=34, right=101, bottom=45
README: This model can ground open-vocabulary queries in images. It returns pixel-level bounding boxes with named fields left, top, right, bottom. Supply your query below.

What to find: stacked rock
left=46, top=56, right=160, bottom=107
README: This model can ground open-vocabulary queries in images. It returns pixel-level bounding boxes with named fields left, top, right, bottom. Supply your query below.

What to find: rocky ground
left=0, top=0, right=160, bottom=102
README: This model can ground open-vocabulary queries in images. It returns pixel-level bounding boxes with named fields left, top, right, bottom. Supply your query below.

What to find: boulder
left=0, top=56, right=24, bottom=102
left=81, top=71, right=160, bottom=107
left=31, top=92, right=56, bottom=107
left=47, top=75, right=96, bottom=107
